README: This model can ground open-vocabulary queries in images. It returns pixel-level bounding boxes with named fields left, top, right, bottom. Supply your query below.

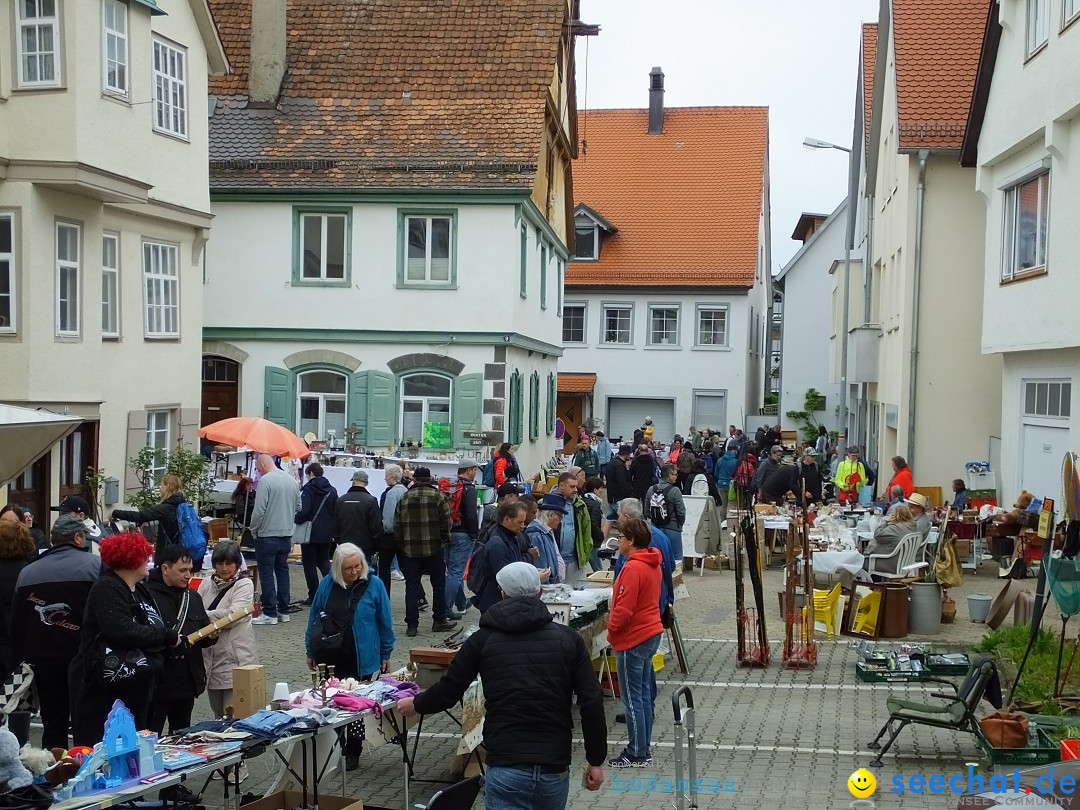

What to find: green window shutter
left=519, top=224, right=528, bottom=298
left=529, top=372, right=540, bottom=440
left=264, top=366, right=295, bottom=429
left=366, top=371, right=398, bottom=447
left=546, top=372, right=556, bottom=435
left=453, top=373, right=483, bottom=448
left=508, top=370, right=523, bottom=445
left=540, top=244, right=548, bottom=310
left=348, top=370, right=370, bottom=444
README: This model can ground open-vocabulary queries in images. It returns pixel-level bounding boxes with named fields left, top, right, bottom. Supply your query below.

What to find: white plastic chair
left=922, top=529, right=939, bottom=563
left=868, top=532, right=924, bottom=580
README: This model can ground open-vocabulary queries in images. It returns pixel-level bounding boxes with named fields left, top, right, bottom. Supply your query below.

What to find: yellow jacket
left=834, top=459, right=867, bottom=493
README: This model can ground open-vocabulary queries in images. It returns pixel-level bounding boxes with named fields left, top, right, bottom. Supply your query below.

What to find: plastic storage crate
left=855, top=662, right=928, bottom=683
left=976, top=728, right=1060, bottom=767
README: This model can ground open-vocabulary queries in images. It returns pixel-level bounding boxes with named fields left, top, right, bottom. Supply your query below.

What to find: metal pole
left=838, top=243, right=851, bottom=455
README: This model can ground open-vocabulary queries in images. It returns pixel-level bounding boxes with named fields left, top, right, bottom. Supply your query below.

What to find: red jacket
left=607, top=547, right=663, bottom=652
left=886, top=467, right=914, bottom=502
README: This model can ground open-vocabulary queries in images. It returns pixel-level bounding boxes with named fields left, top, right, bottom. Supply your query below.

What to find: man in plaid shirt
left=394, top=467, right=459, bottom=637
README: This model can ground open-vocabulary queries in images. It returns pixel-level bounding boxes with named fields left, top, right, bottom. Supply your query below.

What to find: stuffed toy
left=0, top=727, right=32, bottom=792
left=19, top=746, right=78, bottom=786
left=994, top=490, right=1034, bottom=524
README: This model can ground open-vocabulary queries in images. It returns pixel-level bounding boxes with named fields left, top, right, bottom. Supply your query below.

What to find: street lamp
left=804, top=135, right=853, bottom=454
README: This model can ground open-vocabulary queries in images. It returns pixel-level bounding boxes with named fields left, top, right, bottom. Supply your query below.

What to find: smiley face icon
left=848, top=768, right=877, bottom=798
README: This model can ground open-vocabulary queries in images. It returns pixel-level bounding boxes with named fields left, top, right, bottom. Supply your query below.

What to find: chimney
left=648, top=66, right=664, bottom=135
left=249, top=0, right=286, bottom=106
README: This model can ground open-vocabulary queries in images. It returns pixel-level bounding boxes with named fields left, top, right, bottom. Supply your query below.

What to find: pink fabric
left=330, top=693, right=382, bottom=716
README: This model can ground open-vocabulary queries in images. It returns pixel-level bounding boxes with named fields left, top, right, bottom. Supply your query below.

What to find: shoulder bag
left=311, top=581, right=368, bottom=662
left=293, top=491, right=332, bottom=545
left=95, top=591, right=158, bottom=687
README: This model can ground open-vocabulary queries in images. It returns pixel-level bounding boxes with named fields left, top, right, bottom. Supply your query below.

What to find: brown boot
left=683, top=557, right=695, bottom=571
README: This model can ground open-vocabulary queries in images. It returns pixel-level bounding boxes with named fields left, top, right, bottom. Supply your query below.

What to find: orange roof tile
left=892, top=0, right=985, bottom=150
left=557, top=373, right=597, bottom=394
left=862, top=23, right=878, bottom=154
left=566, top=107, right=768, bottom=289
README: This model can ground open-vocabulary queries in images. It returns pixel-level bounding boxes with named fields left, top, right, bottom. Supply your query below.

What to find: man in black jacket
left=445, top=460, right=480, bottom=620
left=629, top=445, right=658, bottom=503
left=335, top=469, right=383, bottom=561
left=11, top=515, right=101, bottom=749
left=397, top=562, right=605, bottom=807
left=604, top=444, right=634, bottom=518
left=145, top=544, right=216, bottom=734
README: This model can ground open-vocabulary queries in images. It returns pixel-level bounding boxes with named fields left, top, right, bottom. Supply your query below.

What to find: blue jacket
left=473, top=526, right=530, bottom=613
left=714, top=451, right=738, bottom=488
left=525, top=520, right=561, bottom=584
left=306, top=574, right=394, bottom=678
left=614, top=525, right=675, bottom=613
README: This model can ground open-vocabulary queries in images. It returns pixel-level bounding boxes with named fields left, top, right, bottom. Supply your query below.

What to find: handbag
left=661, top=603, right=675, bottom=629
left=0, top=663, right=36, bottom=716
left=311, top=581, right=367, bottom=662
left=978, top=711, right=1029, bottom=748
left=293, top=491, right=331, bottom=546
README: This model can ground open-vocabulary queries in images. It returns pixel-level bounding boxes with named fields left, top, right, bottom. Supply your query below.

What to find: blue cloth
left=616, top=633, right=662, bottom=758
left=305, top=574, right=395, bottom=678
left=614, top=526, right=674, bottom=613
left=444, top=531, right=472, bottom=613
left=255, top=535, right=291, bottom=617
left=556, top=495, right=576, bottom=559
left=234, top=710, right=295, bottom=738
left=662, top=527, right=683, bottom=562
left=484, top=765, right=570, bottom=810
left=714, top=451, right=738, bottom=488
left=595, top=438, right=614, bottom=466
left=525, top=520, right=561, bottom=584
left=952, top=491, right=967, bottom=512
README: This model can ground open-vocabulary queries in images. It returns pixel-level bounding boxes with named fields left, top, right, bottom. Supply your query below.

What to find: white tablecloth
left=812, top=550, right=867, bottom=577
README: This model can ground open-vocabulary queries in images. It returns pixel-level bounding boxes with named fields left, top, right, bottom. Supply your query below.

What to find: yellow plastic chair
left=853, top=590, right=882, bottom=635
left=805, top=584, right=842, bottom=639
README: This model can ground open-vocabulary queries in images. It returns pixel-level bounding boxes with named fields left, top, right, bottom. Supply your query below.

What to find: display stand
left=782, top=513, right=816, bottom=669
left=735, top=493, right=769, bottom=668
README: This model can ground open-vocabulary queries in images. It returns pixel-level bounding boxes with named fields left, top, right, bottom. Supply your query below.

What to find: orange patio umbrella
left=198, top=416, right=311, bottom=460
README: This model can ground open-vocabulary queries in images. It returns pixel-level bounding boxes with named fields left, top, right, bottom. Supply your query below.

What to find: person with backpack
left=645, top=464, right=686, bottom=563
left=443, top=461, right=480, bottom=621
left=378, top=464, right=410, bottom=594
left=470, top=501, right=537, bottom=612
left=111, top=474, right=187, bottom=564
left=732, top=451, right=757, bottom=508
left=572, top=437, right=601, bottom=478
left=492, top=443, right=521, bottom=487
left=295, top=462, right=338, bottom=605
left=752, top=446, right=784, bottom=497
left=714, top=447, right=738, bottom=520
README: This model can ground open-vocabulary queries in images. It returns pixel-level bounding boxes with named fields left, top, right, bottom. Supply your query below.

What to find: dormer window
left=575, top=225, right=598, bottom=260
left=573, top=204, right=617, bottom=263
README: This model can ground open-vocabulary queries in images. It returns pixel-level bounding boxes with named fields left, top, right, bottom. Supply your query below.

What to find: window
left=508, top=370, right=523, bottom=445
left=202, top=356, right=238, bottom=382
left=17, top=0, right=60, bottom=87
left=102, top=0, right=128, bottom=95
left=101, top=233, right=119, bottom=337
left=519, top=223, right=528, bottom=298
left=540, top=244, right=548, bottom=310
left=146, top=410, right=172, bottom=483
left=56, top=222, right=79, bottom=336
left=404, top=215, right=452, bottom=284
left=1028, top=0, right=1050, bottom=53
left=602, top=304, right=633, bottom=345
left=1024, top=380, right=1072, bottom=418
left=575, top=225, right=597, bottom=260
left=152, top=38, right=187, bottom=138
left=563, top=303, right=586, bottom=343
left=297, top=370, right=347, bottom=440
left=529, top=372, right=540, bottom=441
left=1002, top=171, right=1050, bottom=281
left=648, top=306, right=679, bottom=346
left=0, top=215, right=14, bottom=333
left=297, top=211, right=348, bottom=282
left=400, top=373, right=451, bottom=442
left=143, top=241, right=179, bottom=337
left=696, top=306, right=728, bottom=347
left=1066, top=0, right=1080, bottom=26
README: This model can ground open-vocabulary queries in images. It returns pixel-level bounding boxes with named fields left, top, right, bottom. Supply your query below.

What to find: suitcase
left=671, top=686, right=698, bottom=810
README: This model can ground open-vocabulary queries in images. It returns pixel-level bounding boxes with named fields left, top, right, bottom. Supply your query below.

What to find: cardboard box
left=240, top=790, right=363, bottom=810
left=231, top=664, right=266, bottom=719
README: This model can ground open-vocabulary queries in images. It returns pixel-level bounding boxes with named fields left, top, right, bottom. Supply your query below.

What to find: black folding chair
left=415, top=775, right=482, bottom=810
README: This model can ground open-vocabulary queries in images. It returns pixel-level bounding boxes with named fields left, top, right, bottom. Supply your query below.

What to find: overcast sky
left=575, top=0, right=878, bottom=273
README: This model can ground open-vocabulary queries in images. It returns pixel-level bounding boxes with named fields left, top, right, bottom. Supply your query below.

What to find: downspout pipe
left=907, top=149, right=930, bottom=465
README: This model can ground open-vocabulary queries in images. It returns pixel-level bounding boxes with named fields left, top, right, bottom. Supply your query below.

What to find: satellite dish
left=304, top=432, right=317, bottom=443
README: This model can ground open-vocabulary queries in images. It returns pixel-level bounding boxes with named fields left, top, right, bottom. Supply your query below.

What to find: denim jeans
left=663, top=527, right=684, bottom=561
left=588, top=546, right=603, bottom=573
left=616, top=633, right=662, bottom=758
left=484, top=765, right=570, bottom=810
left=255, top=535, right=292, bottom=617
left=444, top=531, right=472, bottom=613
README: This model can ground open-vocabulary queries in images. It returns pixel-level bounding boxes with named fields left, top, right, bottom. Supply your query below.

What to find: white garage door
left=1021, top=423, right=1069, bottom=502
left=607, top=398, right=676, bottom=446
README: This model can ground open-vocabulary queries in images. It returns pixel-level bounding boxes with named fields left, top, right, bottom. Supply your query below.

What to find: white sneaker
left=391, top=570, right=405, bottom=581
left=277, top=614, right=290, bottom=623
left=251, top=614, right=277, bottom=626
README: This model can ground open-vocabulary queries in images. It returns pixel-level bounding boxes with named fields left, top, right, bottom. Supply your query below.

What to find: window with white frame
left=1028, top=0, right=1050, bottom=53
left=1024, top=380, right=1072, bottom=418
left=648, top=306, right=679, bottom=345
left=696, top=306, right=728, bottom=347
left=56, top=222, right=79, bottom=336
left=143, top=241, right=179, bottom=337
left=17, top=0, right=60, bottom=87
left=299, top=212, right=347, bottom=281
left=575, top=225, right=597, bottom=260
left=405, top=216, right=452, bottom=283
left=101, top=233, right=119, bottom=338
left=601, top=304, right=632, bottom=345
left=1002, top=171, right=1050, bottom=281
left=152, top=38, right=187, bottom=138
left=400, top=374, right=451, bottom=442
left=102, top=0, right=128, bottom=95
left=297, top=371, right=347, bottom=440
left=146, top=409, right=172, bottom=483
left=563, top=303, right=586, bottom=343
left=0, top=215, right=14, bottom=333
left=1066, top=0, right=1080, bottom=26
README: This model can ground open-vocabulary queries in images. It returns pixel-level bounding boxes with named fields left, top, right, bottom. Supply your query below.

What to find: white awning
left=0, top=404, right=83, bottom=486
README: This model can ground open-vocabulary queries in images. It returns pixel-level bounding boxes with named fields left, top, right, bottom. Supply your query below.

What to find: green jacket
left=572, top=447, right=600, bottom=477
left=572, top=495, right=591, bottom=568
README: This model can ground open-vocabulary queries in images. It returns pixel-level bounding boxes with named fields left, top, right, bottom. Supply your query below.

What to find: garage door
left=607, top=398, right=676, bottom=446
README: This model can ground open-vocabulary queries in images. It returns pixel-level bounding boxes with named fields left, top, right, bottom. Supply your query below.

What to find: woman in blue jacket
left=305, top=543, right=394, bottom=769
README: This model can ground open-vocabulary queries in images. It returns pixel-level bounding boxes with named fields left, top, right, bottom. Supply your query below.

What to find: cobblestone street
left=179, top=559, right=1032, bottom=809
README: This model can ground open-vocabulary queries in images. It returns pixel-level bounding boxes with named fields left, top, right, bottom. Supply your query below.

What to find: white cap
left=496, top=561, right=542, bottom=597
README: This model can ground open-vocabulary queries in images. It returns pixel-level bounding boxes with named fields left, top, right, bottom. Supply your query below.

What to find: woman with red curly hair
left=69, top=532, right=180, bottom=744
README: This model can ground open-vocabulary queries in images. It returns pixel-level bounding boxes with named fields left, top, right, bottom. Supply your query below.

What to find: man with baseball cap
left=445, top=459, right=481, bottom=620
left=335, top=468, right=383, bottom=562
left=52, top=495, right=107, bottom=542
left=397, top=561, right=606, bottom=807
left=604, top=445, right=634, bottom=520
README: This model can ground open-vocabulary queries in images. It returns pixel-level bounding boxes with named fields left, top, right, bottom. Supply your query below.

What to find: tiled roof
left=862, top=23, right=877, bottom=154
left=206, top=0, right=567, bottom=190
left=892, top=0, right=985, bottom=150
left=566, top=107, right=768, bottom=288
left=557, top=373, right=597, bottom=394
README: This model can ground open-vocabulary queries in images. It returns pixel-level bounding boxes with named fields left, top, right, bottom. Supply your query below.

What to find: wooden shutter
left=347, top=370, right=369, bottom=444
left=529, top=372, right=540, bottom=440
left=546, top=372, right=556, bottom=435
left=125, top=409, right=147, bottom=491
left=264, top=366, right=295, bottom=428
left=453, top=373, right=483, bottom=449
left=508, top=370, right=523, bottom=445
left=366, top=371, right=397, bottom=447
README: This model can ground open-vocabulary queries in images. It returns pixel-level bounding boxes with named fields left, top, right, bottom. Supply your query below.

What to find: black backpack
left=649, top=483, right=672, bottom=524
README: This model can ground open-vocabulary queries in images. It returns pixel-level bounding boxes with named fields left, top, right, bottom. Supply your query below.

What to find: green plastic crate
left=976, top=728, right=1061, bottom=767
left=855, top=662, right=928, bottom=683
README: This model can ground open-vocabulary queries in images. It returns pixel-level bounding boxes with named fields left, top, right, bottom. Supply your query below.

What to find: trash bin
left=909, top=582, right=942, bottom=635
left=880, top=583, right=910, bottom=638
left=967, top=593, right=993, bottom=622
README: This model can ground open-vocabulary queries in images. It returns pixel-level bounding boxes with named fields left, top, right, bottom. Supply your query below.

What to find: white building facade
left=0, top=0, right=228, bottom=516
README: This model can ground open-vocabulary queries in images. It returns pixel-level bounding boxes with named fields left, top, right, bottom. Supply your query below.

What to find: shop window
left=399, top=373, right=451, bottom=443
left=298, top=370, right=347, bottom=441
